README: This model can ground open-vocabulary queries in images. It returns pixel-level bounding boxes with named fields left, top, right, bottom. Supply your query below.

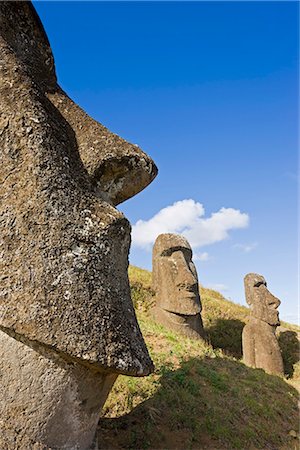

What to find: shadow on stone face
left=1, top=2, right=157, bottom=447
left=205, top=318, right=245, bottom=359
left=98, top=356, right=299, bottom=450
left=278, top=330, right=300, bottom=378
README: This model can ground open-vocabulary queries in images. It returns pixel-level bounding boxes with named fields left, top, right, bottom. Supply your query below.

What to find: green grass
left=128, top=265, right=154, bottom=311
left=98, top=265, right=299, bottom=450
left=129, top=265, right=299, bottom=372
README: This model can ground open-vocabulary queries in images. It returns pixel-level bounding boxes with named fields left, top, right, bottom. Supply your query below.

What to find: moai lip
left=0, top=2, right=157, bottom=448
left=151, top=233, right=206, bottom=340
left=242, top=273, right=284, bottom=376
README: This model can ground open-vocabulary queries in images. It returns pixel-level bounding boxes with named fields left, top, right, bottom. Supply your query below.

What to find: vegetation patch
left=98, top=266, right=299, bottom=449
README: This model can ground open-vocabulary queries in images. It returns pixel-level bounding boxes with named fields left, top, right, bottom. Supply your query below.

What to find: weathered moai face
left=152, top=234, right=202, bottom=315
left=244, top=273, right=280, bottom=326
left=0, top=2, right=157, bottom=376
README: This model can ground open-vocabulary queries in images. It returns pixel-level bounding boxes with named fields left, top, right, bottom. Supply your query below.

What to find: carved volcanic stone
left=0, top=2, right=157, bottom=448
left=0, top=1, right=157, bottom=375
left=242, top=273, right=284, bottom=376
left=0, top=331, right=118, bottom=449
left=152, top=233, right=205, bottom=340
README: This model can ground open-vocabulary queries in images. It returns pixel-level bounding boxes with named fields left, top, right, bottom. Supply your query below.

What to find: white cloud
left=207, top=283, right=229, bottom=293
left=193, top=252, right=210, bottom=262
left=233, top=243, right=257, bottom=253
left=132, top=199, right=249, bottom=251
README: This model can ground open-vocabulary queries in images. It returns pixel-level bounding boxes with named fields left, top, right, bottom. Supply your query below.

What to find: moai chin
left=0, top=2, right=157, bottom=449
left=242, top=273, right=284, bottom=376
left=151, top=233, right=206, bottom=340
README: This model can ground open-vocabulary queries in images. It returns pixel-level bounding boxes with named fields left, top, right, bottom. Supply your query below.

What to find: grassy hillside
left=98, top=266, right=299, bottom=450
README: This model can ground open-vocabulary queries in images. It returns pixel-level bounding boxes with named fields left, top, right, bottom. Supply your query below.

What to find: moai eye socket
left=254, top=280, right=267, bottom=288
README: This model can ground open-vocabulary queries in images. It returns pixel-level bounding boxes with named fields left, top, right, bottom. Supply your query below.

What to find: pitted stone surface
left=0, top=1, right=157, bottom=375
left=47, top=88, right=157, bottom=207
left=0, top=2, right=157, bottom=448
left=0, top=329, right=117, bottom=450
left=152, top=234, right=205, bottom=339
left=242, top=273, right=284, bottom=376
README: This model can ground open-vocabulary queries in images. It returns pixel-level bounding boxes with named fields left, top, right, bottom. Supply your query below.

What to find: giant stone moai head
left=244, top=273, right=280, bottom=326
left=0, top=0, right=157, bottom=375
left=152, top=233, right=205, bottom=339
left=242, top=273, right=284, bottom=376
left=0, top=2, right=157, bottom=447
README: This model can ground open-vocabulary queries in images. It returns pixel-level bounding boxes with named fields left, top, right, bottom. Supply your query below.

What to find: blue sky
left=34, top=1, right=298, bottom=324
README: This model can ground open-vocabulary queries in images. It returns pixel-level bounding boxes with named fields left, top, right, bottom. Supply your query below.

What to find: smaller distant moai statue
left=152, top=233, right=206, bottom=340
left=242, top=273, right=284, bottom=376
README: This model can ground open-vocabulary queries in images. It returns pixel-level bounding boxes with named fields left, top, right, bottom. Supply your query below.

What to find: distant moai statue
left=242, top=273, right=284, bottom=376
left=0, top=2, right=157, bottom=449
left=152, top=233, right=206, bottom=340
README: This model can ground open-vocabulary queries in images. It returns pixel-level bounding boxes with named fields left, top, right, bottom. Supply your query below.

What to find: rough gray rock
left=0, top=2, right=157, bottom=448
left=151, top=234, right=205, bottom=340
left=242, top=273, right=284, bottom=376
left=0, top=329, right=118, bottom=450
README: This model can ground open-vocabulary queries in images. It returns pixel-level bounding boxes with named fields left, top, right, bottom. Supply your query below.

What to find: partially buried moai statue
left=0, top=2, right=157, bottom=449
left=152, top=234, right=206, bottom=340
left=242, top=273, right=284, bottom=376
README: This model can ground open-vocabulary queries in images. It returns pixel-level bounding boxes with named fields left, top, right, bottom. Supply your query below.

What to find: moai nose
left=174, top=252, right=197, bottom=289
left=1, top=2, right=157, bottom=207
left=267, top=292, right=281, bottom=309
left=47, top=87, right=158, bottom=207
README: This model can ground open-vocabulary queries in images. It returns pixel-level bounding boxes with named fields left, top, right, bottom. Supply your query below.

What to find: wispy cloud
left=132, top=199, right=249, bottom=250
left=233, top=242, right=257, bottom=253
left=193, top=252, right=210, bottom=262
left=207, top=283, right=229, bottom=293
left=280, top=314, right=299, bottom=326
left=283, top=172, right=298, bottom=182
